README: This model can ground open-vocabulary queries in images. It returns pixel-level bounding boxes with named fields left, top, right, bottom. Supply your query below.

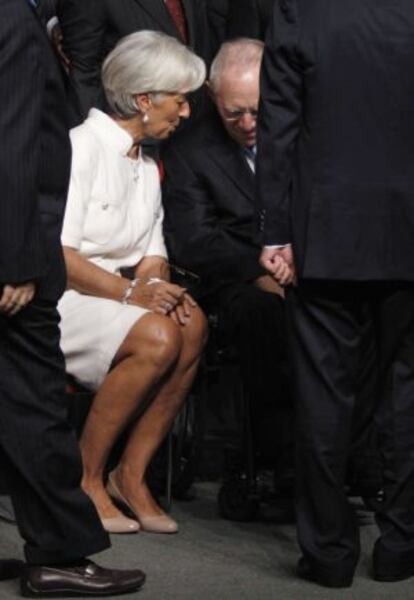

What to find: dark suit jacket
left=162, top=112, right=265, bottom=299
left=57, top=0, right=212, bottom=118
left=36, top=0, right=57, bottom=24
left=227, top=0, right=275, bottom=40
left=206, top=0, right=229, bottom=54
left=257, top=0, right=414, bottom=280
left=0, top=0, right=70, bottom=297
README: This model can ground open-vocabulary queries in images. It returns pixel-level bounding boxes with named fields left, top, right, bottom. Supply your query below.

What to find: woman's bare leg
left=112, top=307, right=207, bottom=517
left=80, top=313, right=183, bottom=519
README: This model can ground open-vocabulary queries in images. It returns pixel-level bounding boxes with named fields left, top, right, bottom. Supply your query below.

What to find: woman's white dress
left=58, top=109, right=167, bottom=391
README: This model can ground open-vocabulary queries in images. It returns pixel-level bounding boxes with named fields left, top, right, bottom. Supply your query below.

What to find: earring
left=142, top=112, right=149, bottom=124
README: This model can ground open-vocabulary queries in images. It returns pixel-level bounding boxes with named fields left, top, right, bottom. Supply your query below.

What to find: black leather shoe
left=20, top=559, right=145, bottom=597
left=0, top=559, right=24, bottom=580
left=373, top=544, right=414, bottom=582
left=297, top=557, right=354, bottom=588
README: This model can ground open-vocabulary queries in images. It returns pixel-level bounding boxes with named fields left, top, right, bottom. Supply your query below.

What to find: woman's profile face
left=144, top=92, right=191, bottom=139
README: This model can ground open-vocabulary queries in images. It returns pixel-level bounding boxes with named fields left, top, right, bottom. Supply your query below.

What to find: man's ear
left=134, top=93, right=152, bottom=113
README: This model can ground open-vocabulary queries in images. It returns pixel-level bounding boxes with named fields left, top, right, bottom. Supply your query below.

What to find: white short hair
left=209, top=38, right=264, bottom=93
left=102, top=30, right=206, bottom=118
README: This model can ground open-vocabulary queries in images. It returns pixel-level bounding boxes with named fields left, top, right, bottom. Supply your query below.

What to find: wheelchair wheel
left=218, top=477, right=260, bottom=522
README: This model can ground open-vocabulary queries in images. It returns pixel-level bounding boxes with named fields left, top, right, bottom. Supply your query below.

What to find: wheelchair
left=203, top=313, right=294, bottom=522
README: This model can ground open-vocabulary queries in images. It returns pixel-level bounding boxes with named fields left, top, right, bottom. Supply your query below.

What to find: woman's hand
left=130, top=280, right=186, bottom=315
left=169, top=292, right=198, bottom=326
left=0, top=282, right=36, bottom=316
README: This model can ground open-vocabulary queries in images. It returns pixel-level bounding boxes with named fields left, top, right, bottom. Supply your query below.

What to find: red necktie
left=164, top=0, right=188, bottom=44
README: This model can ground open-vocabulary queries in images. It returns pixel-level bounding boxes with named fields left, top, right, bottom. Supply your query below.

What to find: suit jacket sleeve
left=227, top=0, right=261, bottom=40
left=162, top=146, right=265, bottom=287
left=0, top=1, right=47, bottom=283
left=256, top=0, right=303, bottom=245
left=57, top=0, right=104, bottom=117
left=205, top=0, right=228, bottom=54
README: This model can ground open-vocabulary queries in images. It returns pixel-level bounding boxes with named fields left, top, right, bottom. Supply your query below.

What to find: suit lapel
left=205, top=126, right=255, bottom=204
left=181, top=0, right=196, bottom=45
left=133, top=0, right=179, bottom=37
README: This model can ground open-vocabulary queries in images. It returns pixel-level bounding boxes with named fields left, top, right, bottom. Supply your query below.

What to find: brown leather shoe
left=20, top=559, right=145, bottom=597
left=0, top=559, right=23, bottom=580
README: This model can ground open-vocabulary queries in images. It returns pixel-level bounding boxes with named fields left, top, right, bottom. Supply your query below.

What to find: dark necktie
left=164, top=0, right=188, bottom=44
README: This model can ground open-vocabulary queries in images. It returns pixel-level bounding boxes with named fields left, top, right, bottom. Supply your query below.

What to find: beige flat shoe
left=137, top=514, right=178, bottom=534
left=106, top=472, right=178, bottom=534
left=100, top=515, right=140, bottom=534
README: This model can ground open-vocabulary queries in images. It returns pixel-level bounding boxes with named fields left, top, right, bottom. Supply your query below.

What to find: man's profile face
left=213, top=67, right=260, bottom=148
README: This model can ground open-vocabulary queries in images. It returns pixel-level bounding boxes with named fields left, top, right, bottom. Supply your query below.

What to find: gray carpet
left=0, top=483, right=413, bottom=599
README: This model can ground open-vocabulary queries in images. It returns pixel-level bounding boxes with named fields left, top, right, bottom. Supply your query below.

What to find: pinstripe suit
left=0, top=0, right=108, bottom=565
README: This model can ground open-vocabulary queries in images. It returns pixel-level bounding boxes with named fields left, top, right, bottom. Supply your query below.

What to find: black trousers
left=287, top=281, right=414, bottom=579
left=0, top=231, right=109, bottom=565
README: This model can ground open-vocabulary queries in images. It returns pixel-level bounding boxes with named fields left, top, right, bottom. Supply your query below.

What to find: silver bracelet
left=121, top=278, right=140, bottom=305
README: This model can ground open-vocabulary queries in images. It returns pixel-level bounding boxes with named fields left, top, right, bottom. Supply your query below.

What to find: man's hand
left=259, top=244, right=297, bottom=286
left=0, top=282, right=36, bottom=316
left=50, top=24, right=70, bottom=70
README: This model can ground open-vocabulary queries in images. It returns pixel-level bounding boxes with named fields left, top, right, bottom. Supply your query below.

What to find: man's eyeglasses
left=222, top=108, right=259, bottom=122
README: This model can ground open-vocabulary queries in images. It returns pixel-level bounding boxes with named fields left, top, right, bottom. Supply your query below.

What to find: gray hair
left=209, top=38, right=264, bottom=93
left=102, top=30, right=206, bottom=118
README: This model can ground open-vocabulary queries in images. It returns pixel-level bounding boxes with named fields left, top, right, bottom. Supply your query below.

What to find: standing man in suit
left=257, top=0, right=414, bottom=587
left=227, top=0, right=275, bottom=41
left=0, top=1, right=145, bottom=595
left=57, top=0, right=211, bottom=118
left=162, top=39, right=294, bottom=485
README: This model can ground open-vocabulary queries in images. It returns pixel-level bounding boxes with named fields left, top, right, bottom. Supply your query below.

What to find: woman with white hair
left=58, top=31, right=207, bottom=535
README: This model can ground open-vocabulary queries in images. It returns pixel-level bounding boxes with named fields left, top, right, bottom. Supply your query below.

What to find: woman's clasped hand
left=128, top=279, right=197, bottom=324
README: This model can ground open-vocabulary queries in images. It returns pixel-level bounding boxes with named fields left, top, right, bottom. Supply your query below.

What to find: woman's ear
left=134, top=93, right=152, bottom=114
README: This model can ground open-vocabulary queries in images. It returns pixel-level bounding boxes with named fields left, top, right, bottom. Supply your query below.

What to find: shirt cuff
left=264, top=244, right=289, bottom=249
left=46, top=16, right=59, bottom=37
